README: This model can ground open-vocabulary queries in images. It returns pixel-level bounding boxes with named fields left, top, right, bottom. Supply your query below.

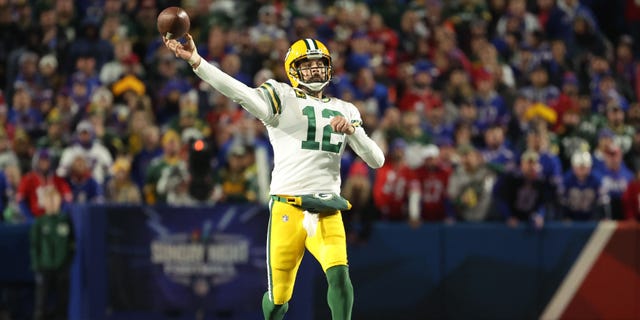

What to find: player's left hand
left=330, top=116, right=355, bottom=135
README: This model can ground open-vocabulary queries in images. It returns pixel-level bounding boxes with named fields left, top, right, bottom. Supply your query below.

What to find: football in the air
left=157, top=6, right=190, bottom=40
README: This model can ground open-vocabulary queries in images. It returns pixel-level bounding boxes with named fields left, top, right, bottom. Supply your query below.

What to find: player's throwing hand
left=162, top=33, right=201, bottom=68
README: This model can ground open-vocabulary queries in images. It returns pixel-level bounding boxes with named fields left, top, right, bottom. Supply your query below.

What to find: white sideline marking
left=540, top=220, right=617, bottom=320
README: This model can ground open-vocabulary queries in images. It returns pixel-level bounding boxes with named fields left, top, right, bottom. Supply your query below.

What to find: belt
left=270, top=195, right=302, bottom=206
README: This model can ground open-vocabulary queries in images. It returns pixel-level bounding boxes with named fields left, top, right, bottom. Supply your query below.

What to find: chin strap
left=297, top=79, right=330, bottom=92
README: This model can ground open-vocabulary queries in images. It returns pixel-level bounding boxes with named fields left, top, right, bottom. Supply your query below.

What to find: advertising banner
left=106, top=204, right=268, bottom=315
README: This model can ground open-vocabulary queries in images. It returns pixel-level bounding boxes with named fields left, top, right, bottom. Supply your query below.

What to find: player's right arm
left=163, top=34, right=273, bottom=121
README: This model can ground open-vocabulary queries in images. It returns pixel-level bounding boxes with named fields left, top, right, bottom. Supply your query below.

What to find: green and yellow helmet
left=284, top=38, right=332, bottom=91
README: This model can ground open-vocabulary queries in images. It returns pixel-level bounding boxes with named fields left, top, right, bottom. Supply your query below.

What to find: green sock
left=326, top=265, right=354, bottom=320
left=262, top=291, right=288, bottom=320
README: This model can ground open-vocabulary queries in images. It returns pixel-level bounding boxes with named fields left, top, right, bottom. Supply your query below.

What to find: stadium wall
left=0, top=205, right=638, bottom=320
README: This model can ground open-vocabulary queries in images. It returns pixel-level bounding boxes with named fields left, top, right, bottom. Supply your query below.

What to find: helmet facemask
left=292, top=57, right=332, bottom=92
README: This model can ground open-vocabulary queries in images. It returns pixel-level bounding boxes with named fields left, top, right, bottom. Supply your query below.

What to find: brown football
left=157, top=6, right=190, bottom=40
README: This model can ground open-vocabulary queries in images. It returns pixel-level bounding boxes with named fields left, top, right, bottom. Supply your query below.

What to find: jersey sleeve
left=193, top=61, right=279, bottom=122
left=344, top=103, right=385, bottom=168
left=255, top=80, right=284, bottom=121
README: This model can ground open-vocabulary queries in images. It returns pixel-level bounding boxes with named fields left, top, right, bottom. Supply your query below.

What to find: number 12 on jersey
left=301, top=105, right=344, bottom=153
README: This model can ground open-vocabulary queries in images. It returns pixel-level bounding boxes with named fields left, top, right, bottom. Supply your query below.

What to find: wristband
left=188, top=53, right=202, bottom=69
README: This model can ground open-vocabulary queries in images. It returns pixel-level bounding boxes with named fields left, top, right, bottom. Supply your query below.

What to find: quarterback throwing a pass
left=163, top=34, right=384, bottom=320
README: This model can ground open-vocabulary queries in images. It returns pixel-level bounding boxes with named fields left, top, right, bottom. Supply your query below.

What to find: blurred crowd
left=1, top=0, right=640, bottom=237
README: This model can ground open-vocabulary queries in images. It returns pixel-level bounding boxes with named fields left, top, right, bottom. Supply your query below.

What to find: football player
left=163, top=35, right=384, bottom=320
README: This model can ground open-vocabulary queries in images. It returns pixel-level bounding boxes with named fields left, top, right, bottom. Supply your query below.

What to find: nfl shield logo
left=282, top=215, right=289, bottom=222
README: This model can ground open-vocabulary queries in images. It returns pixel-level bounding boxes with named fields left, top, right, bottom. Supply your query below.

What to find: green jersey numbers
left=301, top=105, right=344, bottom=153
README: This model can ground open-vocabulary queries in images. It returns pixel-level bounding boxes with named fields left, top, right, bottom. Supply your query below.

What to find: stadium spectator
left=473, top=40, right=516, bottom=90
left=159, top=160, right=194, bottom=206
left=407, top=144, right=451, bottom=224
left=612, top=35, right=639, bottom=100
left=523, top=124, right=563, bottom=187
left=473, top=70, right=509, bottom=132
left=558, top=151, right=606, bottom=220
left=212, top=143, right=257, bottom=204
left=566, top=11, right=611, bottom=63
left=38, top=54, right=63, bottom=95
left=86, top=102, right=124, bottom=158
left=9, top=82, right=44, bottom=139
left=592, top=128, right=616, bottom=171
left=57, top=120, right=113, bottom=185
left=519, top=64, right=560, bottom=105
left=86, top=86, right=122, bottom=138
left=35, top=111, right=67, bottom=166
left=65, top=155, right=103, bottom=204
left=221, top=53, right=252, bottom=87
left=387, top=110, right=430, bottom=145
left=551, top=72, right=580, bottom=133
left=16, top=149, right=72, bottom=222
left=167, top=90, right=209, bottom=137
left=556, top=108, right=591, bottom=170
left=398, top=60, right=442, bottom=115
left=424, top=103, right=454, bottom=145
left=454, top=121, right=474, bottom=149
left=130, top=125, right=162, bottom=189
left=495, top=0, right=541, bottom=39
left=367, top=12, right=399, bottom=81
left=29, top=186, right=74, bottom=320
left=351, top=67, right=390, bottom=117
left=443, top=0, right=492, bottom=56
left=153, top=51, right=192, bottom=124
left=197, top=25, right=231, bottom=66
left=495, top=150, right=553, bottom=229
left=598, top=143, right=634, bottom=219
left=373, top=138, right=409, bottom=221
left=433, top=24, right=473, bottom=77
left=68, top=16, right=114, bottom=71
left=436, top=137, right=459, bottom=172
left=143, top=130, right=184, bottom=204
left=454, top=98, right=482, bottom=144
left=71, top=53, right=101, bottom=97
left=105, top=157, right=142, bottom=204
left=481, top=124, right=515, bottom=172
left=397, top=7, right=429, bottom=62
left=591, top=73, right=629, bottom=114
left=248, top=5, right=286, bottom=45
left=535, top=0, right=572, bottom=43
left=110, top=73, right=146, bottom=113
left=447, top=143, right=497, bottom=222
left=443, top=67, right=475, bottom=104
left=100, top=39, right=143, bottom=87
left=10, top=51, right=42, bottom=100
left=601, top=102, right=635, bottom=155
left=12, top=128, right=34, bottom=174
left=124, top=107, right=153, bottom=157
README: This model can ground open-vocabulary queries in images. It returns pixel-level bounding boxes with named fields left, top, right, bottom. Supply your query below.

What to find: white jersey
left=193, top=61, right=384, bottom=196
left=57, top=142, right=113, bottom=184
left=258, top=80, right=360, bottom=194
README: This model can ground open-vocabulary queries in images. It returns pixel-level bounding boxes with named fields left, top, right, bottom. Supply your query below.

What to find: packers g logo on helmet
left=284, top=38, right=332, bottom=92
